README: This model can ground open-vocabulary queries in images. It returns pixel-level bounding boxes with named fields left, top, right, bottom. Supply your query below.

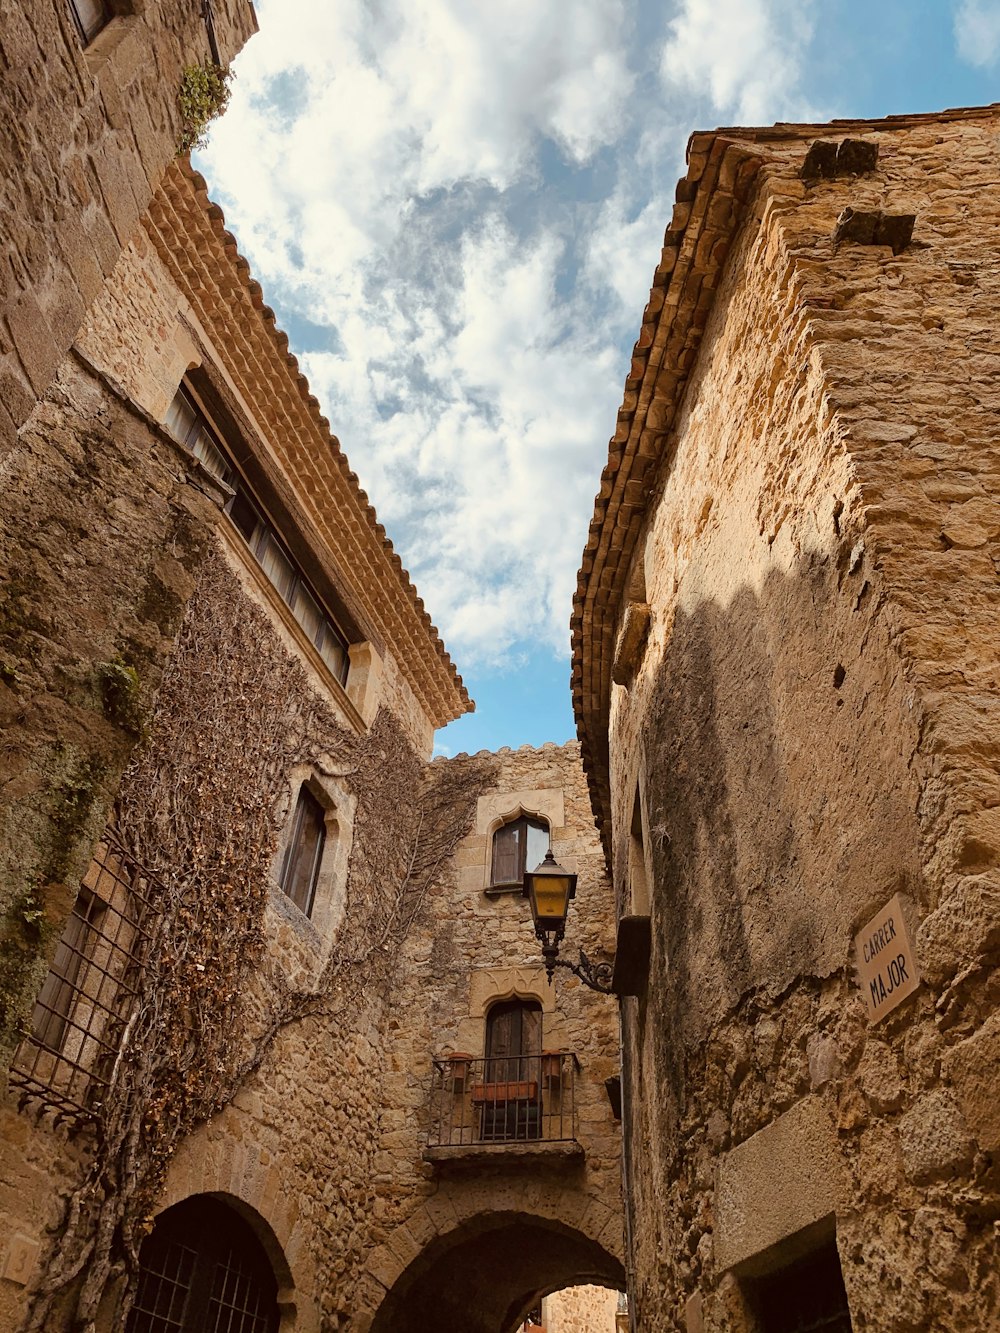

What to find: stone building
left=573, top=106, right=1000, bottom=1332
left=0, top=0, right=257, bottom=452
left=0, top=125, right=622, bottom=1333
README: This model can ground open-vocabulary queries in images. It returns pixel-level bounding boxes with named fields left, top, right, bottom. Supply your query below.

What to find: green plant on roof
left=178, top=62, right=232, bottom=154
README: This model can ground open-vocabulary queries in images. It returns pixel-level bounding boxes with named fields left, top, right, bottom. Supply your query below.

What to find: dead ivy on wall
left=21, top=547, right=487, bottom=1332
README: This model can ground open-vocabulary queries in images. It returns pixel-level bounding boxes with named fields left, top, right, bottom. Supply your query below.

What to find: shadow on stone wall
left=634, top=549, right=924, bottom=1150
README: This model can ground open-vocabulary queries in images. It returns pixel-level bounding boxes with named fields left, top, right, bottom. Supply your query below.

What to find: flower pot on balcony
left=541, top=1050, right=563, bottom=1088
left=445, top=1052, right=474, bottom=1093
left=470, top=1080, right=539, bottom=1104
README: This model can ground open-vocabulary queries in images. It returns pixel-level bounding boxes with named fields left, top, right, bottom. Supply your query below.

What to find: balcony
left=423, top=1052, right=584, bottom=1166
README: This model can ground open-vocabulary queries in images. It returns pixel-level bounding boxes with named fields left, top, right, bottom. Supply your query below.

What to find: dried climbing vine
left=22, top=548, right=488, bottom=1332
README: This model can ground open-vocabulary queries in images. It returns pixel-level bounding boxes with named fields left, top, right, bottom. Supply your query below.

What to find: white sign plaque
left=855, top=893, right=920, bottom=1023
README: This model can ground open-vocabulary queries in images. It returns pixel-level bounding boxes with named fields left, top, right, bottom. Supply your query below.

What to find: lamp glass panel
left=531, top=876, right=572, bottom=925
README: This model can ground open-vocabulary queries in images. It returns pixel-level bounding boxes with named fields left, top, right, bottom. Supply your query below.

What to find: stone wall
left=361, top=743, right=624, bottom=1333
left=0, top=0, right=256, bottom=452
left=542, top=1284, right=621, bottom=1333
left=600, top=110, right=1000, bottom=1333
left=0, top=352, right=221, bottom=1078
left=0, top=152, right=475, bottom=1332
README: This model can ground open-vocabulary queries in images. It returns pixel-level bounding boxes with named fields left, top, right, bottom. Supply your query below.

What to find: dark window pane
left=228, top=488, right=261, bottom=544
left=31, top=890, right=104, bottom=1052
left=278, top=786, right=326, bottom=916
left=257, top=532, right=296, bottom=604
left=128, top=1197, right=278, bottom=1333
left=70, top=0, right=111, bottom=43
left=317, top=622, right=350, bottom=684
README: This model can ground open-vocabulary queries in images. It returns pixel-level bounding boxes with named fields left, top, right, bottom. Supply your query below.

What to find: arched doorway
left=126, top=1194, right=280, bottom=1333
left=369, top=1211, right=625, bottom=1333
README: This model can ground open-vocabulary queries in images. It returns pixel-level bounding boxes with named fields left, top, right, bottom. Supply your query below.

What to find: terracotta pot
left=470, top=1080, right=539, bottom=1103
left=445, top=1051, right=474, bottom=1093
left=541, top=1050, right=563, bottom=1085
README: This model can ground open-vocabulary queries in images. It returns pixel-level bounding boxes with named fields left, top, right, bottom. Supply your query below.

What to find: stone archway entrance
left=369, top=1210, right=625, bottom=1333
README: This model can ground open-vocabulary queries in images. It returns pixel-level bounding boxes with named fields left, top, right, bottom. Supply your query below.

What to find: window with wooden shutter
left=490, top=815, right=549, bottom=887
left=278, top=786, right=327, bottom=917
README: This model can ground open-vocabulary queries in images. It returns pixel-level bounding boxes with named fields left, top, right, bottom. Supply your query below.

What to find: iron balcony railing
left=427, top=1052, right=580, bottom=1148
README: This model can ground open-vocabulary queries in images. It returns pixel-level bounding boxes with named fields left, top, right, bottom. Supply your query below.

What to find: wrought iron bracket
left=550, top=950, right=615, bottom=995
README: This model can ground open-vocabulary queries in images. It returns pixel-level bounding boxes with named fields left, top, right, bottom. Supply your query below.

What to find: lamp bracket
left=551, top=949, right=615, bottom=995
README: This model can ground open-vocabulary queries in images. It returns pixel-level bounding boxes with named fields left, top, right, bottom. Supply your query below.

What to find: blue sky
left=197, top=0, right=999, bottom=756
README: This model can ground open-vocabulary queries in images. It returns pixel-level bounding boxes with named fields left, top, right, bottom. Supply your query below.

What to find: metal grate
left=426, top=1053, right=580, bottom=1147
left=10, top=828, right=157, bottom=1125
left=129, top=1238, right=198, bottom=1333
left=128, top=1198, right=279, bottom=1333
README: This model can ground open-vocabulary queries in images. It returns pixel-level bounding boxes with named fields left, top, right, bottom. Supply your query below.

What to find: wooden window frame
left=69, top=0, right=113, bottom=44
left=165, top=382, right=352, bottom=686
left=489, top=814, right=550, bottom=888
left=277, top=785, right=327, bottom=918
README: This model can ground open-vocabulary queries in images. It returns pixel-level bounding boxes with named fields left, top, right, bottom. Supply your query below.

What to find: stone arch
left=366, top=1209, right=625, bottom=1333
left=483, top=800, right=553, bottom=843
left=358, top=1177, right=624, bottom=1333
left=155, top=1111, right=320, bottom=1331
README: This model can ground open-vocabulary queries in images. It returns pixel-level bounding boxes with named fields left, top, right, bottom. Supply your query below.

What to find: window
left=69, top=0, right=112, bottom=44
left=29, top=888, right=106, bottom=1054
left=750, top=1237, right=853, bottom=1333
left=490, top=815, right=549, bottom=887
left=127, top=1196, right=279, bottom=1333
left=165, top=384, right=351, bottom=686
left=277, top=785, right=327, bottom=917
left=10, top=830, right=154, bottom=1121
left=628, top=787, right=650, bottom=916
left=480, top=998, right=543, bottom=1141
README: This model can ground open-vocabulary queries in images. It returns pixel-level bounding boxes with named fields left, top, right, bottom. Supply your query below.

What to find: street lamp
left=522, top=850, right=614, bottom=993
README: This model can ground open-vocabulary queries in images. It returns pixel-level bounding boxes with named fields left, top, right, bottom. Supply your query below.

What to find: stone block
left=714, top=1097, right=847, bottom=1272
left=4, top=288, right=61, bottom=396
left=917, top=874, right=1000, bottom=985
left=941, top=1011, right=1000, bottom=1151
left=898, top=1091, right=974, bottom=1184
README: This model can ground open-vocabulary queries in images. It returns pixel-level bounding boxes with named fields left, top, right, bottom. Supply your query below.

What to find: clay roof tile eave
left=151, top=159, right=472, bottom=731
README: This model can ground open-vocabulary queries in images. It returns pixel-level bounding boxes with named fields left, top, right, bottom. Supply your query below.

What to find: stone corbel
left=611, top=602, right=651, bottom=687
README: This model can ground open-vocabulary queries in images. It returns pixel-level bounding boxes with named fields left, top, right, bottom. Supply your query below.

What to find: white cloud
left=954, top=0, right=1000, bottom=66
left=660, top=0, right=818, bottom=125
left=199, top=0, right=638, bottom=668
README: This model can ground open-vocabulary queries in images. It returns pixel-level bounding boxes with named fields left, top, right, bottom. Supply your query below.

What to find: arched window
left=490, top=815, right=549, bottom=887
left=127, top=1196, right=279, bottom=1333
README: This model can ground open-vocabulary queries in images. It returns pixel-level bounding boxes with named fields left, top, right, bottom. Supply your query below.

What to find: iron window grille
left=10, top=828, right=156, bottom=1125
left=165, top=384, right=351, bottom=685
left=128, top=1196, right=279, bottom=1333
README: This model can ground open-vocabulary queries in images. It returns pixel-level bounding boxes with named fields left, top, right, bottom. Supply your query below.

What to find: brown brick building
left=573, top=107, right=1000, bottom=1333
